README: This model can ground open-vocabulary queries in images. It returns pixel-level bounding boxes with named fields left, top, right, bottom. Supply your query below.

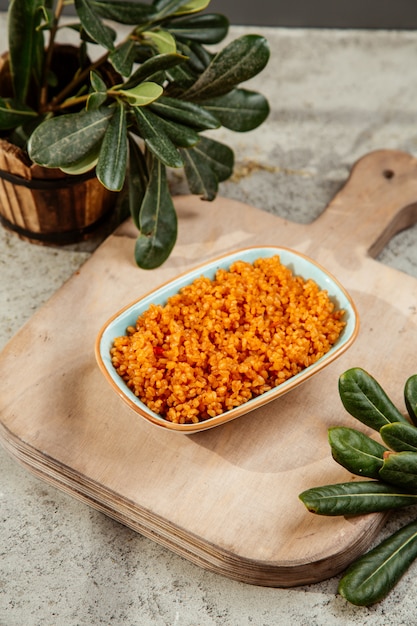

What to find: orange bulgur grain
left=110, top=256, right=345, bottom=424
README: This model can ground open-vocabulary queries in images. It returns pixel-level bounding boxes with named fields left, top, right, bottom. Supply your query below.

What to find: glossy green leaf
left=338, top=368, right=408, bottom=431
left=149, top=96, right=220, bottom=130
left=164, top=13, right=229, bottom=44
left=118, top=82, right=163, bottom=106
left=152, top=116, right=199, bottom=147
left=179, top=136, right=233, bottom=199
left=135, top=155, right=178, bottom=269
left=0, top=98, right=37, bottom=131
left=404, top=374, right=417, bottom=426
left=328, top=427, right=388, bottom=479
left=176, top=41, right=212, bottom=74
left=28, top=108, right=113, bottom=168
left=380, top=422, right=417, bottom=453
left=40, top=5, right=54, bottom=28
left=8, top=0, right=45, bottom=102
left=338, top=519, right=417, bottom=606
left=189, top=41, right=213, bottom=67
left=164, top=64, right=196, bottom=90
left=90, top=70, right=107, bottom=93
left=184, top=35, right=270, bottom=100
left=128, top=135, right=148, bottom=230
left=122, top=53, right=188, bottom=90
left=59, top=147, right=100, bottom=175
left=299, top=480, right=417, bottom=516
left=173, top=0, right=210, bottom=15
left=87, top=92, right=108, bottom=111
left=379, top=451, right=417, bottom=492
left=90, top=0, right=156, bottom=24
left=109, top=40, right=137, bottom=77
left=200, top=88, right=270, bottom=132
left=133, top=106, right=183, bottom=168
left=142, top=30, right=177, bottom=55
left=96, top=102, right=127, bottom=191
left=153, top=0, right=195, bottom=19
left=183, top=135, right=234, bottom=182
left=74, top=0, right=115, bottom=50
left=180, top=143, right=218, bottom=200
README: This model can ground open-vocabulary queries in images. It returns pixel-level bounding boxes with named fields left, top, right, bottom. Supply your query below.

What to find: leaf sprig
left=1, top=0, right=270, bottom=268
left=299, top=367, right=417, bottom=606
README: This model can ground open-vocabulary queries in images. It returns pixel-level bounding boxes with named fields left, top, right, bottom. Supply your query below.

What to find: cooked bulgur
left=110, top=256, right=345, bottom=424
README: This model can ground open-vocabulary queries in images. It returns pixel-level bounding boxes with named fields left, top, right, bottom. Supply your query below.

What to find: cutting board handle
left=312, top=149, right=417, bottom=258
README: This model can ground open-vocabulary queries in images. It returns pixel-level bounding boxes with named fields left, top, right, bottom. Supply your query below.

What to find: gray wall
left=2, top=1, right=417, bottom=29
left=209, top=0, right=417, bottom=28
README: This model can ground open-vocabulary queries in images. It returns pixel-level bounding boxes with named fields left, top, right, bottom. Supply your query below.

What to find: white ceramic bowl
left=95, top=246, right=359, bottom=433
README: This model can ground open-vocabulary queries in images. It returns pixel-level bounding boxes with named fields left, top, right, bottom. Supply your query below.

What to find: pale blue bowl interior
left=98, top=247, right=357, bottom=425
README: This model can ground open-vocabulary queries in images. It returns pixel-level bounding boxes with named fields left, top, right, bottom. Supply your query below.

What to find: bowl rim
left=95, top=245, right=360, bottom=433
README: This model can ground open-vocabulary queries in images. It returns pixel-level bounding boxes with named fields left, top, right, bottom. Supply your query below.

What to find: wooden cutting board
left=2, top=149, right=417, bottom=587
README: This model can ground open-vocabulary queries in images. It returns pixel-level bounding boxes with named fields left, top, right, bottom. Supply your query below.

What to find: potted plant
left=0, top=0, right=270, bottom=267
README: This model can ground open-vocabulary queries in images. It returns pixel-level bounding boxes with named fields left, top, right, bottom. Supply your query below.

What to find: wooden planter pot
left=0, top=46, right=118, bottom=245
left=0, top=139, right=117, bottom=245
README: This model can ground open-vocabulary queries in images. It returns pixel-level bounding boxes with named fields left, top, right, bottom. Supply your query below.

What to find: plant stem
left=53, top=93, right=90, bottom=111
left=48, top=25, right=139, bottom=110
left=39, top=0, right=66, bottom=109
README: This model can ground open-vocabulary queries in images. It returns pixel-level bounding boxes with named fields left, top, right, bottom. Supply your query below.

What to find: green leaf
left=74, top=0, right=116, bottom=50
left=183, top=135, right=234, bottom=182
left=28, top=108, right=113, bottom=168
left=328, top=427, right=388, bottom=479
left=8, top=0, right=45, bottom=102
left=59, top=147, right=100, bottom=175
left=176, top=41, right=212, bottom=74
left=200, top=88, right=270, bottom=132
left=117, top=82, right=163, bottom=106
left=172, top=0, right=210, bottom=15
left=164, top=64, right=196, bottom=90
left=338, top=368, right=408, bottom=431
left=380, top=422, right=417, bottom=453
left=183, top=34, right=270, bottom=101
left=128, top=135, right=148, bottom=230
left=379, top=451, right=417, bottom=492
left=180, top=143, right=218, bottom=200
left=135, top=155, right=178, bottom=269
left=188, top=41, right=213, bottom=68
left=96, top=102, right=127, bottom=191
left=299, top=480, right=417, bottom=516
left=122, top=53, right=188, bottom=90
left=90, top=0, right=157, bottom=24
left=405, top=374, right=417, bottom=426
left=338, top=519, right=417, bottom=606
left=87, top=92, right=108, bottom=111
left=149, top=96, right=220, bottom=130
left=164, top=13, right=229, bottom=44
left=109, top=40, right=137, bottom=77
left=90, top=70, right=107, bottom=93
left=153, top=0, right=194, bottom=19
left=142, top=29, right=177, bottom=55
left=152, top=115, right=199, bottom=147
left=0, top=98, right=37, bottom=131
left=40, top=5, right=54, bottom=28
left=133, top=106, right=183, bottom=168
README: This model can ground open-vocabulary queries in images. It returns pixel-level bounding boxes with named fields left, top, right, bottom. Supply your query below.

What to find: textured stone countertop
left=2, top=13, right=417, bottom=626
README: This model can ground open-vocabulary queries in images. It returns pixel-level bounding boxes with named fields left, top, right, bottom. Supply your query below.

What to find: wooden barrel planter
left=0, top=139, right=117, bottom=245
left=0, top=45, right=118, bottom=245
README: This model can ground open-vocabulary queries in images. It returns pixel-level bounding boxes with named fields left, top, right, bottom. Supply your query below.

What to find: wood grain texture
left=2, top=149, right=417, bottom=586
left=0, top=138, right=116, bottom=243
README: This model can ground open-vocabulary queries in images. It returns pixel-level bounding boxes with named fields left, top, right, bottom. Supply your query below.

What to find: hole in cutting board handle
left=383, top=169, right=395, bottom=179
